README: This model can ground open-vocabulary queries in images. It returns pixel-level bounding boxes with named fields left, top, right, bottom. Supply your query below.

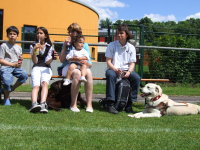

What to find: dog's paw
left=128, top=114, right=141, bottom=118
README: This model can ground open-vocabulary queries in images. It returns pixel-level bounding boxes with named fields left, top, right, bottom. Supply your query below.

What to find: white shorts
left=31, top=66, right=52, bottom=87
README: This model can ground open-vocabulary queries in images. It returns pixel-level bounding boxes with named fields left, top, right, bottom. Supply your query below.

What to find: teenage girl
left=29, top=27, right=54, bottom=113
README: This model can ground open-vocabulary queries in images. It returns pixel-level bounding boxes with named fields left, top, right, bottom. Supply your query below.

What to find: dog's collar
left=151, top=95, right=162, bottom=101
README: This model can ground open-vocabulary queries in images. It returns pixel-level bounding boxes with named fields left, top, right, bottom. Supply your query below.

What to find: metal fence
left=139, top=46, right=200, bottom=83
left=1, top=40, right=200, bottom=83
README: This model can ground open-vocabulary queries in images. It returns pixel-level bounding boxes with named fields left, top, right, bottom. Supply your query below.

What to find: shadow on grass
left=92, top=100, right=145, bottom=113
left=7, top=99, right=145, bottom=114
left=11, top=99, right=31, bottom=110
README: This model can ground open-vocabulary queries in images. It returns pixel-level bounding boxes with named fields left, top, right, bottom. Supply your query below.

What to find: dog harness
left=146, top=94, right=169, bottom=116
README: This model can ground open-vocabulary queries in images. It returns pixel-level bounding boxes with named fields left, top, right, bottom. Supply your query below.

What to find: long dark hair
left=35, top=27, right=52, bottom=45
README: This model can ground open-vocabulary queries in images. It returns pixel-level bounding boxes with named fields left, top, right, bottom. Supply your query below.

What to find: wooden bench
left=26, top=74, right=170, bottom=82
left=50, top=75, right=170, bottom=82
left=0, top=75, right=169, bottom=101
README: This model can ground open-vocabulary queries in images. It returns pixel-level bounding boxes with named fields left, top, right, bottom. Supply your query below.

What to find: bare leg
left=12, top=81, right=23, bottom=91
left=85, top=69, right=93, bottom=109
left=70, top=69, right=81, bottom=108
left=3, top=90, right=10, bottom=100
left=66, top=64, right=77, bottom=79
left=80, top=64, right=87, bottom=77
left=31, top=86, right=40, bottom=103
left=40, top=81, right=48, bottom=103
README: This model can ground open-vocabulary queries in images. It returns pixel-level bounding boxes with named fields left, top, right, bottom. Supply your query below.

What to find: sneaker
left=108, top=105, right=119, bottom=114
left=86, top=107, right=93, bottom=113
left=63, top=79, right=71, bottom=86
left=29, top=102, right=41, bottom=113
left=80, top=76, right=87, bottom=83
left=70, top=107, right=80, bottom=112
left=3, top=99, right=11, bottom=106
left=107, top=101, right=118, bottom=114
left=40, top=102, right=48, bottom=113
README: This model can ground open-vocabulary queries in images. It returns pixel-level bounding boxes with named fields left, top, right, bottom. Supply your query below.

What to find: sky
left=78, top=0, right=200, bottom=22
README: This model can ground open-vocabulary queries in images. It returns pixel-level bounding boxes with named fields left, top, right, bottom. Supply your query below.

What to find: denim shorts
left=0, top=67, right=28, bottom=91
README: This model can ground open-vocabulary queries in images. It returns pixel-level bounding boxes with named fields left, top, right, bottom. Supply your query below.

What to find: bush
left=146, top=35, right=200, bottom=83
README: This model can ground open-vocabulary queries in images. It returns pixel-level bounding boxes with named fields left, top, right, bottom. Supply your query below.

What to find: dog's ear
left=155, top=87, right=159, bottom=93
left=155, top=85, right=162, bottom=95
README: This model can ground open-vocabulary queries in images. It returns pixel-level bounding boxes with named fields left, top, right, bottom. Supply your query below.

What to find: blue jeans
left=106, top=69, right=140, bottom=102
left=0, top=67, right=28, bottom=91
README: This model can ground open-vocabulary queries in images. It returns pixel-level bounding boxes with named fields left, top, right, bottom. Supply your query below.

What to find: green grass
left=15, top=83, right=200, bottom=96
left=0, top=101, right=200, bottom=150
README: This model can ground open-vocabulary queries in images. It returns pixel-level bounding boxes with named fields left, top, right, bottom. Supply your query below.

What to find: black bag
left=115, top=78, right=131, bottom=111
left=99, top=78, right=131, bottom=111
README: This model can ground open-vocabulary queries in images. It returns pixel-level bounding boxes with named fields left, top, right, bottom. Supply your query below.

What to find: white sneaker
left=86, top=107, right=93, bottom=113
left=29, top=102, right=41, bottom=113
left=70, top=107, right=80, bottom=112
left=63, top=79, right=71, bottom=86
left=80, top=76, right=87, bottom=83
left=40, top=102, right=48, bottom=113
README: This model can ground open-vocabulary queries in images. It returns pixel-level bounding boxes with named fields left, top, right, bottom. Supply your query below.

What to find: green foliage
left=101, top=17, right=200, bottom=83
left=146, top=35, right=200, bottom=83
left=99, top=18, right=113, bottom=28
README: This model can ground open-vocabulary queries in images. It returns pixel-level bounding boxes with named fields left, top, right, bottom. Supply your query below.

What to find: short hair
left=71, top=35, right=85, bottom=47
left=67, top=23, right=82, bottom=35
left=117, top=24, right=133, bottom=41
left=6, top=26, right=19, bottom=35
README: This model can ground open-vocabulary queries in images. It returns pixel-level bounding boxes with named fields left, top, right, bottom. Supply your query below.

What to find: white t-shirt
left=66, top=48, right=89, bottom=60
left=105, top=40, right=136, bottom=70
left=0, top=42, right=22, bottom=69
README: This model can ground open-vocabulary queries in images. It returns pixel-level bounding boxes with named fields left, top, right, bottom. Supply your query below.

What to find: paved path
left=6, top=92, right=200, bottom=103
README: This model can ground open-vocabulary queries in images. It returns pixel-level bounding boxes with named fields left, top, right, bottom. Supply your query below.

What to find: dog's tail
left=197, top=105, right=200, bottom=114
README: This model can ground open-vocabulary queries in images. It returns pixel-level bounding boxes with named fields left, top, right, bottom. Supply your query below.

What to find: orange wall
left=0, top=0, right=99, bottom=61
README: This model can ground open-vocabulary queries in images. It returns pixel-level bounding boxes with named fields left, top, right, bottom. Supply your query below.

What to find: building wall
left=0, top=0, right=99, bottom=61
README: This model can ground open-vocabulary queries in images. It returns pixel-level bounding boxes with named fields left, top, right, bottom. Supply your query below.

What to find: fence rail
left=1, top=40, right=200, bottom=83
left=1, top=40, right=200, bottom=51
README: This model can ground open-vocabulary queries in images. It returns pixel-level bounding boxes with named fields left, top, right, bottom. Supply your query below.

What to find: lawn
left=1, top=83, right=200, bottom=149
left=0, top=100, right=200, bottom=150
left=15, top=83, right=200, bottom=96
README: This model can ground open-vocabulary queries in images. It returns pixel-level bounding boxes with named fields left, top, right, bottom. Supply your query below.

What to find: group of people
left=0, top=23, right=140, bottom=114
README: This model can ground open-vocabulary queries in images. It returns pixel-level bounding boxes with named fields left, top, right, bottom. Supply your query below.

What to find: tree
left=99, top=18, right=112, bottom=29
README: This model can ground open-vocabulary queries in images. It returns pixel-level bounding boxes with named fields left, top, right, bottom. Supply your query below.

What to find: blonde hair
left=67, top=23, right=82, bottom=35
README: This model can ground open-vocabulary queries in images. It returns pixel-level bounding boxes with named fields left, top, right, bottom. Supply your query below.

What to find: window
left=0, top=10, right=3, bottom=40
left=22, top=25, right=37, bottom=53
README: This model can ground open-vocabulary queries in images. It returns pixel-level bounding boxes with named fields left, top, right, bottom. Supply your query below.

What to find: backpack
left=99, top=78, right=131, bottom=111
left=115, top=78, right=131, bottom=111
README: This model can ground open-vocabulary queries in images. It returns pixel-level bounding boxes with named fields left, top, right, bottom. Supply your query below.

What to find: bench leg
left=0, top=80, right=2, bottom=101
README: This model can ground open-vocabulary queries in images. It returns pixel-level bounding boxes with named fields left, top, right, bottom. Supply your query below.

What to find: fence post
left=138, top=24, right=145, bottom=78
left=107, top=25, right=111, bottom=44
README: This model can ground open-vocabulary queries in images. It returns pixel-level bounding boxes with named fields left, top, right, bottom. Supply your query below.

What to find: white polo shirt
left=105, top=40, right=136, bottom=70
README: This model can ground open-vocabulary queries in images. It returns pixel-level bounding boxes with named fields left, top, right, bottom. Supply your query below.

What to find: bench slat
left=50, top=76, right=169, bottom=82
left=28, top=74, right=169, bottom=82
